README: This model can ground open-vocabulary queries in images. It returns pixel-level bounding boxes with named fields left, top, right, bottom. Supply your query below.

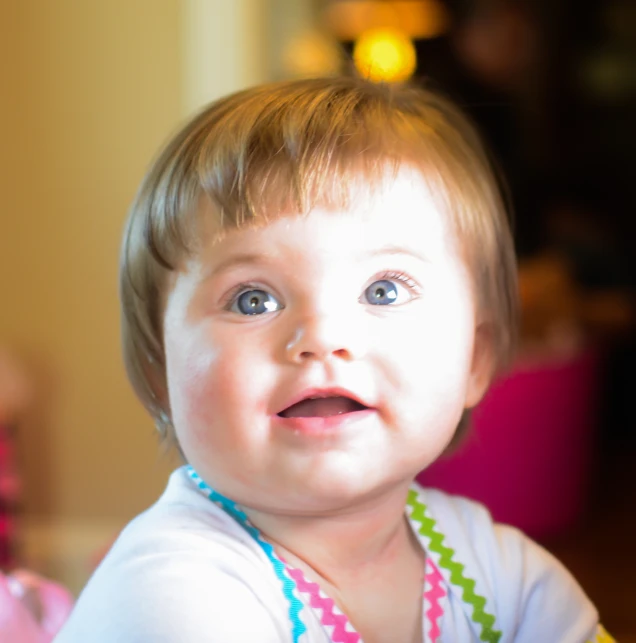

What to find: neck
left=244, top=483, right=417, bottom=587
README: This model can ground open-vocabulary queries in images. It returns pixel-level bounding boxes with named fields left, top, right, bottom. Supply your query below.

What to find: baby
left=55, top=77, right=611, bottom=642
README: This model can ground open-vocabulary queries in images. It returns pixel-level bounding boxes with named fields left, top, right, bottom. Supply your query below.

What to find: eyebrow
left=362, top=245, right=429, bottom=263
left=202, top=252, right=274, bottom=280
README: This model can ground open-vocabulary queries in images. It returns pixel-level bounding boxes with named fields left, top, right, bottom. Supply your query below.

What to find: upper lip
left=275, top=387, right=373, bottom=416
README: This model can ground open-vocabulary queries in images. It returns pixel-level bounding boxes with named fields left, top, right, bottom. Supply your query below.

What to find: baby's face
left=163, top=168, right=490, bottom=514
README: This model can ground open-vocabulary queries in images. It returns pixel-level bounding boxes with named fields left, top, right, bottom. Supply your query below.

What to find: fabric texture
left=55, top=466, right=604, bottom=643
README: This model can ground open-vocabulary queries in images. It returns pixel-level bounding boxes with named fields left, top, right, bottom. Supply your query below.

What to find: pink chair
left=417, top=348, right=602, bottom=538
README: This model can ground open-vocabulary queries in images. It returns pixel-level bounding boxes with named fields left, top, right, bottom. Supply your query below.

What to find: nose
left=284, top=310, right=367, bottom=364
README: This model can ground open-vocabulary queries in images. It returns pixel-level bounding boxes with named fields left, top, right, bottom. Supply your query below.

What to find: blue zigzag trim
left=186, top=466, right=306, bottom=642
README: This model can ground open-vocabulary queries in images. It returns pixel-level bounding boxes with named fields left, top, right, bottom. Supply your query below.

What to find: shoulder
left=56, top=468, right=289, bottom=643
left=411, top=484, right=600, bottom=643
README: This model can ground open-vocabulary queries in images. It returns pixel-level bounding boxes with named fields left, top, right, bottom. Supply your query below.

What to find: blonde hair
left=120, top=76, right=518, bottom=444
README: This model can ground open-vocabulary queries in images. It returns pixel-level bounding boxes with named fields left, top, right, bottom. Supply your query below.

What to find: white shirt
left=54, top=467, right=604, bottom=642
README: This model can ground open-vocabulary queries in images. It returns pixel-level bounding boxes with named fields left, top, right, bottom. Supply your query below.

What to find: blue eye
left=364, top=279, right=399, bottom=305
left=364, top=278, right=415, bottom=305
left=232, top=289, right=282, bottom=315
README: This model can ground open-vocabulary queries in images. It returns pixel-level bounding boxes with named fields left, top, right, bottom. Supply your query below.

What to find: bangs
left=136, top=78, right=488, bottom=269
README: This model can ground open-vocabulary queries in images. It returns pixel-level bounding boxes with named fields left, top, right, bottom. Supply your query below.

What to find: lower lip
left=274, top=409, right=375, bottom=435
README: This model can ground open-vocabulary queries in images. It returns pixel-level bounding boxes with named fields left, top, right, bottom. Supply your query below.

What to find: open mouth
left=278, top=395, right=369, bottom=419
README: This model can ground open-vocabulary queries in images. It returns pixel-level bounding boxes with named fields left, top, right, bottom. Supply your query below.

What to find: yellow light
left=353, top=28, right=417, bottom=83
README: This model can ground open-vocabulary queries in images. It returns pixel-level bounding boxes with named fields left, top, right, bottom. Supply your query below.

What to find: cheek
left=166, top=326, right=272, bottom=439
left=394, top=308, right=473, bottom=375
left=164, top=322, right=224, bottom=419
left=383, top=296, right=476, bottom=412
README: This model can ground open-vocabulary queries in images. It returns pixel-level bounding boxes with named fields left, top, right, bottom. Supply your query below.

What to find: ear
left=465, top=322, right=495, bottom=409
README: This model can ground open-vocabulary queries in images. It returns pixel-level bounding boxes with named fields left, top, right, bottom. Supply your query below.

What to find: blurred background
left=0, top=0, right=634, bottom=637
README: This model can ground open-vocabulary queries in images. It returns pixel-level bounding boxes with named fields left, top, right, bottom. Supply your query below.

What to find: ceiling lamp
left=323, top=0, right=450, bottom=42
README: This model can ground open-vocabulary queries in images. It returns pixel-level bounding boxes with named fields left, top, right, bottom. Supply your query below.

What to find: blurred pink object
left=0, top=422, right=21, bottom=568
left=417, top=347, right=602, bottom=538
left=0, top=570, right=74, bottom=642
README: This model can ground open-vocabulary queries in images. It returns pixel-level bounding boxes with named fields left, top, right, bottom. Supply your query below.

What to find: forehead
left=195, top=166, right=460, bottom=258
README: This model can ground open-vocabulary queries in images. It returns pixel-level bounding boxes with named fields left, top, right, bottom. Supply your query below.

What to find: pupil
left=375, top=287, right=386, bottom=299
left=249, top=296, right=259, bottom=308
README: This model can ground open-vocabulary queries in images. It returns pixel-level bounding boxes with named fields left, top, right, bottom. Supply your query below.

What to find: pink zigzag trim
left=424, top=558, right=446, bottom=643
left=286, top=566, right=361, bottom=643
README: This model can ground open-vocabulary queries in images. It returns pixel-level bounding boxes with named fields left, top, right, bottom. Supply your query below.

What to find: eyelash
left=373, top=271, right=421, bottom=294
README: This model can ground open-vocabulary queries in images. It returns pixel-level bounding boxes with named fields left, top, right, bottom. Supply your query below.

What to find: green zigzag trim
left=407, top=489, right=502, bottom=643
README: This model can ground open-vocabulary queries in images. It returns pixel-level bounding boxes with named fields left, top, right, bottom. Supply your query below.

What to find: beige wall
left=0, top=0, right=278, bottom=587
left=0, top=0, right=185, bottom=527
left=0, top=0, right=188, bottom=540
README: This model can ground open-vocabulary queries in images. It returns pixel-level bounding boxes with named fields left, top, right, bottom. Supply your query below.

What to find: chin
left=290, top=473, right=399, bottom=512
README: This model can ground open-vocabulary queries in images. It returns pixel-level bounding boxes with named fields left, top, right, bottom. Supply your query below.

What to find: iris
left=235, top=290, right=281, bottom=315
left=365, top=280, right=398, bottom=305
